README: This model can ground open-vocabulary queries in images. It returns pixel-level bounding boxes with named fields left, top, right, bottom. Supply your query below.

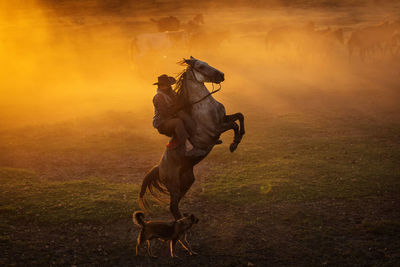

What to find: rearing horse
left=139, top=56, right=245, bottom=219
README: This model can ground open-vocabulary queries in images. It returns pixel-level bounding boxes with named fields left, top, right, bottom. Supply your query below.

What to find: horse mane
left=173, top=60, right=188, bottom=96
left=173, top=61, right=191, bottom=111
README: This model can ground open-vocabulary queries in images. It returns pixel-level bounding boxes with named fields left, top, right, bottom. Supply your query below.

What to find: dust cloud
left=1, top=0, right=400, bottom=128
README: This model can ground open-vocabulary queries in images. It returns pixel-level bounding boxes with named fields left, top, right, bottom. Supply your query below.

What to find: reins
left=188, top=67, right=222, bottom=105
left=191, top=82, right=221, bottom=104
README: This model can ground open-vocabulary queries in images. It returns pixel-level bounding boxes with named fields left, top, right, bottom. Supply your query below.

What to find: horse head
left=184, top=56, right=225, bottom=84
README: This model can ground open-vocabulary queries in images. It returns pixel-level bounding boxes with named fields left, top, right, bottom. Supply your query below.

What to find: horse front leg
left=221, top=113, right=245, bottom=152
left=220, top=120, right=241, bottom=152
left=224, top=112, right=245, bottom=136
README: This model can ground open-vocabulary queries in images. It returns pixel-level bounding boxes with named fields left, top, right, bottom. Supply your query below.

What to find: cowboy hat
left=153, top=74, right=176, bottom=86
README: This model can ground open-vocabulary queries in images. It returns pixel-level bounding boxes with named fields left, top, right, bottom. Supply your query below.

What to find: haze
left=1, top=0, right=400, bottom=129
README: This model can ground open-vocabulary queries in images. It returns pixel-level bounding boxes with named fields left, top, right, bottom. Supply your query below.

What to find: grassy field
left=1, top=108, right=399, bottom=266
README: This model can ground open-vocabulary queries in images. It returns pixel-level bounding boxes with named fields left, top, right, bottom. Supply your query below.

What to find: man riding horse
left=152, top=74, right=208, bottom=157
left=141, top=57, right=245, bottom=220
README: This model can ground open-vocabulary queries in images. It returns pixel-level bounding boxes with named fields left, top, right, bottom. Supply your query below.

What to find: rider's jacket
left=152, top=88, right=180, bottom=128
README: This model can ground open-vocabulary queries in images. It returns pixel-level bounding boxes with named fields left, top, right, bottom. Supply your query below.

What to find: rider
left=152, top=74, right=206, bottom=157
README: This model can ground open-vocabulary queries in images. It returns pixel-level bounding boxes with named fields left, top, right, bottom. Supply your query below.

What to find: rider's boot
left=185, top=139, right=207, bottom=157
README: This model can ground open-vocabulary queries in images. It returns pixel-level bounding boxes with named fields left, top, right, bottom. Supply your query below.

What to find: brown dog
left=133, top=211, right=199, bottom=257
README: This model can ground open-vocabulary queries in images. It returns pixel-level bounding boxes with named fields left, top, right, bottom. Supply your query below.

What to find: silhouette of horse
left=150, top=16, right=181, bottom=32
left=139, top=56, right=245, bottom=219
left=348, top=21, right=400, bottom=61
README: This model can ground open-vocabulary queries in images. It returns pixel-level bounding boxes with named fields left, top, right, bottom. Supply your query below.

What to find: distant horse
left=129, top=30, right=189, bottom=72
left=184, top=14, right=204, bottom=33
left=131, top=31, right=188, bottom=58
left=390, top=31, right=400, bottom=57
left=139, top=57, right=245, bottom=219
left=348, top=21, right=400, bottom=61
left=150, top=16, right=181, bottom=32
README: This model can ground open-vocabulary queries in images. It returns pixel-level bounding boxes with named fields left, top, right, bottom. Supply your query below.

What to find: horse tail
left=138, top=165, right=169, bottom=211
left=132, top=211, right=145, bottom=227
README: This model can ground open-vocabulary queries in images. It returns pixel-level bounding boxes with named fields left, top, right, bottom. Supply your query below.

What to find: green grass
left=0, top=168, right=140, bottom=225
left=201, top=113, right=400, bottom=205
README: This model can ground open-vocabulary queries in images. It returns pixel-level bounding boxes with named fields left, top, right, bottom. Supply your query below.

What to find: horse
left=391, top=31, right=400, bottom=57
left=150, top=16, right=181, bottom=32
left=131, top=30, right=188, bottom=59
left=139, top=56, right=245, bottom=220
left=129, top=31, right=190, bottom=76
left=347, top=21, right=400, bottom=61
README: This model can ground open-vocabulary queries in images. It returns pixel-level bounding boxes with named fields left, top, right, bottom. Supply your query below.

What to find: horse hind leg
left=169, top=193, right=182, bottom=220
left=167, top=169, right=195, bottom=220
left=178, top=168, right=195, bottom=209
left=167, top=178, right=183, bottom=220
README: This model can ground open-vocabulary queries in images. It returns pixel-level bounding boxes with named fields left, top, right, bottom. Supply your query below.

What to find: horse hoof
left=229, top=143, right=238, bottom=152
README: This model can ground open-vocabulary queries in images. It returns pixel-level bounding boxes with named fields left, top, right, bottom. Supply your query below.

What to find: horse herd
left=347, top=20, right=400, bottom=60
left=130, top=14, right=230, bottom=62
left=265, top=20, right=400, bottom=60
left=131, top=15, right=400, bottom=63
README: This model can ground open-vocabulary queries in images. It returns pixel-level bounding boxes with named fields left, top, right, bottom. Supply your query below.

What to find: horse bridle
left=188, top=65, right=222, bottom=105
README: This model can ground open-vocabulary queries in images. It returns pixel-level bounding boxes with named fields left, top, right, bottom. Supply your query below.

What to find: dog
left=133, top=211, right=199, bottom=258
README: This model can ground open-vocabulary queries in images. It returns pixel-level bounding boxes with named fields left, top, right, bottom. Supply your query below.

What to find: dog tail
left=133, top=211, right=145, bottom=227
